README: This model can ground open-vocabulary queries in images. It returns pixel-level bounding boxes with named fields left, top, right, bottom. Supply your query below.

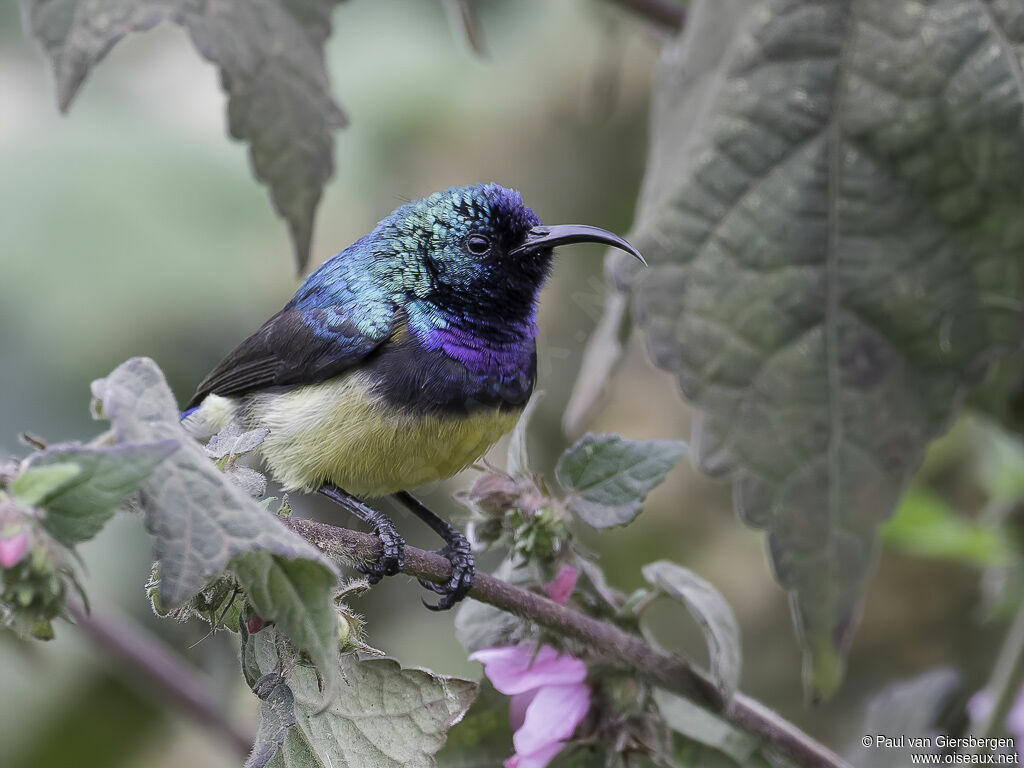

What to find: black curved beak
left=509, top=224, right=646, bottom=265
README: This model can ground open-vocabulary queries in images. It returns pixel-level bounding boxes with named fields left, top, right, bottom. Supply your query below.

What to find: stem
left=605, top=0, right=686, bottom=31
left=971, top=603, right=1024, bottom=751
left=66, top=598, right=254, bottom=758
left=282, top=516, right=850, bottom=768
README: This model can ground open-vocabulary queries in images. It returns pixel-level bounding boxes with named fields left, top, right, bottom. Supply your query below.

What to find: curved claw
left=419, top=540, right=474, bottom=611
left=358, top=520, right=405, bottom=584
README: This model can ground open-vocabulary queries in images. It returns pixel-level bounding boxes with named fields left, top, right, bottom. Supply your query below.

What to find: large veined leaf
left=247, top=627, right=478, bottom=768
left=605, top=0, right=1024, bottom=698
left=20, top=0, right=347, bottom=270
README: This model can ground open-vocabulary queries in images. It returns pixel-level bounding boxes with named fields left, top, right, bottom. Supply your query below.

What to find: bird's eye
left=465, top=234, right=491, bottom=256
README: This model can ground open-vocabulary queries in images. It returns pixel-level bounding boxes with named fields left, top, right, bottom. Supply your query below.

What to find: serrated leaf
left=642, top=561, right=741, bottom=701
left=19, top=0, right=173, bottom=112
left=555, top=434, right=685, bottom=528
left=250, top=627, right=478, bottom=768
left=846, top=669, right=959, bottom=767
left=21, top=0, right=347, bottom=270
left=10, top=462, right=81, bottom=508
left=91, top=358, right=339, bottom=691
left=233, top=553, right=340, bottom=704
left=654, top=688, right=760, bottom=765
left=179, top=0, right=346, bottom=269
left=25, top=441, right=179, bottom=545
left=626, top=0, right=1024, bottom=698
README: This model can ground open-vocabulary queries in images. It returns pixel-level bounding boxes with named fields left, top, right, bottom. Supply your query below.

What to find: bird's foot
left=419, top=530, right=474, bottom=611
left=319, top=485, right=405, bottom=584
left=361, top=513, right=405, bottom=585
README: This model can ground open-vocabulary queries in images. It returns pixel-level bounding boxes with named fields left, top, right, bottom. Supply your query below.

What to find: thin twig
left=66, top=598, right=254, bottom=758
left=605, top=0, right=686, bottom=31
left=282, top=516, right=850, bottom=768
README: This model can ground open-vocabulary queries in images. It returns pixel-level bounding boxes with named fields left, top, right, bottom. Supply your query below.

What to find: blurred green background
left=0, top=1, right=1016, bottom=765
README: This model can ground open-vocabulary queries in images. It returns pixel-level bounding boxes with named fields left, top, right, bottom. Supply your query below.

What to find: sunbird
left=183, top=184, right=644, bottom=608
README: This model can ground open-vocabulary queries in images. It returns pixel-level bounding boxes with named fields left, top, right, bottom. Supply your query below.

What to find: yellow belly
left=190, top=373, right=520, bottom=496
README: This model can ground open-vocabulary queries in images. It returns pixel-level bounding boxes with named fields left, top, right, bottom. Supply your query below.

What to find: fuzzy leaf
left=265, top=729, right=323, bottom=768
left=10, top=462, right=81, bottom=508
left=206, top=424, right=270, bottom=460
left=247, top=677, right=299, bottom=768
left=555, top=434, right=685, bottom=528
left=91, top=358, right=339, bottom=692
left=643, top=560, right=741, bottom=701
left=26, top=441, right=179, bottom=545
left=654, top=689, right=761, bottom=765
left=626, top=0, right=1024, bottom=698
left=233, top=553, right=340, bottom=706
left=250, top=627, right=478, bottom=768
left=21, top=0, right=347, bottom=270
left=454, top=560, right=524, bottom=653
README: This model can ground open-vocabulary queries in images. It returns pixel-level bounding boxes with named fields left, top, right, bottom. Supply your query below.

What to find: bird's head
left=377, top=183, right=644, bottom=333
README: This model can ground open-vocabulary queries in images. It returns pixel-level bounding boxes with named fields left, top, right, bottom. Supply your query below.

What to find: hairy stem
left=282, top=516, right=850, bottom=768
left=66, top=599, right=254, bottom=758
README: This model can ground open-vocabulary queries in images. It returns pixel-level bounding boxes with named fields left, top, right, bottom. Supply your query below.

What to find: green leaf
left=265, top=728, right=324, bottom=768
left=846, top=669, right=958, bottom=768
left=625, top=0, right=1024, bottom=698
left=26, top=441, right=179, bottom=545
left=555, top=433, right=685, bottom=528
left=250, top=627, right=478, bottom=768
left=883, top=488, right=1009, bottom=566
left=454, top=559, right=524, bottom=653
left=233, top=553, right=340, bottom=704
left=91, top=358, right=339, bottom=690
left=642, top=561, right=741, bottom=701
left=654, top=688, right=760, bottom=765
left=247, top=677, right=300, bottom=768
left=10, top=462, right=80, bottom=508
left=21, top=0, right=347, bottom=270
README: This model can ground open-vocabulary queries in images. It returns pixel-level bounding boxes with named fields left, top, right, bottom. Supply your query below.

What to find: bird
left=182, top=183, right=644, bottom=609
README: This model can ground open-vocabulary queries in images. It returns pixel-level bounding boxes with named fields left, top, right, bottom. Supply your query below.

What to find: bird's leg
left=393, top=491, right=474, bottom=611
left=319, top=485, right=404, bottom=584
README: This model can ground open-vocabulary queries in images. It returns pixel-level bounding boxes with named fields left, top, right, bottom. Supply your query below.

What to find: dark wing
left=186, top=306, right=397, bottom=408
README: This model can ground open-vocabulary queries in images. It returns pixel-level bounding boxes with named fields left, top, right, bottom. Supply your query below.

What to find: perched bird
left=183, top=183, right=644, bottom=608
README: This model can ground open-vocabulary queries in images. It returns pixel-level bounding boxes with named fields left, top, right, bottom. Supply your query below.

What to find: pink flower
left=470, top=566, right=588, bottom=768
left=0, top=532, right=28, bottom=569
left=544, top=565, right=578, bottom=605
left=471, top=644, right=590, bottom=768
